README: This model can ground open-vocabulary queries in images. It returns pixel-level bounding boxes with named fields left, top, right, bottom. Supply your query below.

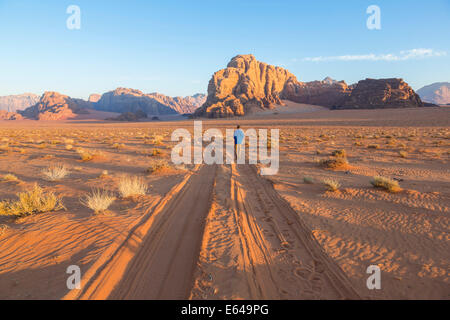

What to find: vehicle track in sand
left=66, top=164, right=216, bottom=300
left=190, top=164, right=360, bottom=299
left=67, top=163, right=359, bottom=300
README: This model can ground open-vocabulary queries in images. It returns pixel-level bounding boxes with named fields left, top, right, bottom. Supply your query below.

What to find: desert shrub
left=146, top=160, right=170, bottom=174
left=368, top=144, right=379, bottom=149
left=320, top=157, right=349, bottom=170
left=80, top=189, right=115, bottom=214
left=370, top=176, right=402, bottom=193
left=0, top=184, right=65, bottom=217
left=118, top=175, right=147, bottom=198
left=41, top=164, right=70, bottom=181
left=65, top=144, right=73, bottom=150
left=323, top=179, right=341, bottom=191
left=99, top=170, right=109, bottom=178
left=76, top=148, right=104, bottom=162
left=0, top=224, right=9, bottom=236
left=331, top=149, right=346, bottom=158
left=3, top=174, right=19, bottom=182
left=399, top=151, right=408, bottom=158
left=112, top=143, right=125, bottom=149
left=151, top=148, right=162, bottom=156
left=303, top=177, right=314, bottom=184
left=152, top=135, right=164, bottom=145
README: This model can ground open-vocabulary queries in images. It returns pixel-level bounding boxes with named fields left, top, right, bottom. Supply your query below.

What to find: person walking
left=233, top=125, right=244, bottom=161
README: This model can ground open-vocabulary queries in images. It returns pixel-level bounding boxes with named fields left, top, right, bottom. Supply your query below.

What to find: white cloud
left=302, top=48, right=447, bottom=62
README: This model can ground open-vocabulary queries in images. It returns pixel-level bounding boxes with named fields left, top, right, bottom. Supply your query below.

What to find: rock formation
left=195, top=54, right=298, bottom=117
left=0, top=93, right=40, bottom=113
left=94, top=88, right=204, bottom=115
left=282, top=78, right=351, bottom=107
left=21, top=92, right=89, bottom=120
left=0, top=110, right=23, bottom=120
left=195, top=55, right=425, bottom=117
left=417, top=82, right=450, bottom=105
left=337, top=78, right=423, bottom=109
left=88, top=94, right=102, bottom=103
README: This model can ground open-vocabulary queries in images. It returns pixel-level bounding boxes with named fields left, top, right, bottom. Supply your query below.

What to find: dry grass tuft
left=118, top=175, right=148, bottom=198
left=2, top=174, right=19, bottom=182
left=0, top=184, right=65, bottom=217
left=0, top=224, right=9, bottom=236
left=320, top=157, right=349, bottom=170
left=76, top=148, right=104, bottom=162
left=399, top=150, right=408, bottom=158
left=80, top=189, right=115, bottom=214
left=146, top=159, right=171, bottom=174
left=370, top=176, right=402, bottom=193
left=331, top=149, right=346, bottom=158
left=41, top=164, right=70, bottom=181
left=303, top=176, right=314, bottom=184
left=323, top=179, right=341, bottom=192
left=151, top=148, right=162, bottom=157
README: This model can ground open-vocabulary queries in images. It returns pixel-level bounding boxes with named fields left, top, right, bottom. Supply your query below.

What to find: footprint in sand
left=294, top=267, right=312, bottom=280
left=313, top=260, right=326, bottom=273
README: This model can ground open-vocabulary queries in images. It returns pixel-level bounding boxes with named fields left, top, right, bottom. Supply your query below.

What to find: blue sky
left=0, top=0, right=449, bottom=99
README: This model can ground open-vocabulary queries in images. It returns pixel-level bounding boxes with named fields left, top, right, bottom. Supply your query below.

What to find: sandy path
left=67, top=165, right=216, bottom=299
left=190, top=164, right=360, bottom=299
left=66, top=163, right=359, bottom=300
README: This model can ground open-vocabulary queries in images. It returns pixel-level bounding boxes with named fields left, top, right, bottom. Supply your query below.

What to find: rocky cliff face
left=195, top=54, right=298, bottom=117
left=21, top=92, right=88, bottom=120
left=88, top=94, right=102, bottom=103
left=0, top=110, right=23, bottom=120
left=338, top=78, right=423, bottom=109
left=94, top=88, right=204, bottom=115
left=0, top=93, right=40, bottom=112
left=195, top=55, right=425, bottom=117
left=282, top=78, right=351, bottom=107
left=417, top=82, right=450, bottom=105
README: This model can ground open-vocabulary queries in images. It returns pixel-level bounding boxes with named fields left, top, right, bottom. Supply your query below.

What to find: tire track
left=236, top=164, right=360, bottom=299
left=68, top=164, right=216, bottom=300
left=190, top=164, right=360, bottom=299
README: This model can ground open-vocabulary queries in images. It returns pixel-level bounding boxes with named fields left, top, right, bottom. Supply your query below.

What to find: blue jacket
left=234, top=129, right=244, bottom=145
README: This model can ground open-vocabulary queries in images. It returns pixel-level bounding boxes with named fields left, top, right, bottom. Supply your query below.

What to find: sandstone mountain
left=336, top=78, right=423, bottom=109
left=94, top=88, right=205, bottom=115
left=195, top=54, right=299, bottom=117
left=0, top=93, right=40, bottom=113
left=0, top=110, right=23, bottom=120
left=282, top=77, right=351, bottom=107
left=21, top=92, right=89, bottom=120
left=88, top=94, right=102, bottom=103
left=195, top=55, right=425, bottom=117
left=417, top=82, right=450, bottom=105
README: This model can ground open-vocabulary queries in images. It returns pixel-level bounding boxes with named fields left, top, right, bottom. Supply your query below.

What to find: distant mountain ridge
left=0, top=93, right=40, bottom=112
left=93, top=88, right=206, bottom=115
left=20, top=92, right=89, bottom=120
left=417, top=82, right=450, bottom=105
left=0, top=89, right=205, bottom=121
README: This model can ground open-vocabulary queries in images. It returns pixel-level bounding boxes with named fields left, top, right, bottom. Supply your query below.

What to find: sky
left=0, top=0, right=449, bottom=100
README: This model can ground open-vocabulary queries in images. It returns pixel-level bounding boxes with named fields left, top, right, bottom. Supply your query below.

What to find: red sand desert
left=0, top=104, right=448, bottom=300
